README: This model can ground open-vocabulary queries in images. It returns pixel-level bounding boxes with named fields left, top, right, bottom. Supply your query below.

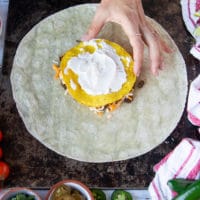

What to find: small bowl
left=46, top=179, right=94, bottom=200
left=1, top=187, right=42, bottom=200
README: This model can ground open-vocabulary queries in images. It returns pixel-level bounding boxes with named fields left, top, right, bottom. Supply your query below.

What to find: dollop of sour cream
left=65, top=40, right=127, bottom=95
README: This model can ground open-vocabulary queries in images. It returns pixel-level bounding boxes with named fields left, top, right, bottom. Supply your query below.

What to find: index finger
left=81, top=7, right=106, bottom=41
left=119, top=16, right=144, bottom=76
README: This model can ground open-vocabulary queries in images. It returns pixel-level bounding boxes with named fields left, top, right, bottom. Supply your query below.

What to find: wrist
left=101, top=0, right=137, bottom=3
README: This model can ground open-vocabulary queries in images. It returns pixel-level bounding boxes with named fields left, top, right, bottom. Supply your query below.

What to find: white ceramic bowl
left=1, top=187, right=42, bottom=200
left=46, top=179, right=94, bottom=200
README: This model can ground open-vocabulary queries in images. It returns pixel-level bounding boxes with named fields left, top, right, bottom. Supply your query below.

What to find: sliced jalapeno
left=111, top=189, right=132, bottom=200
left=91, top=189, right=106, bottom=200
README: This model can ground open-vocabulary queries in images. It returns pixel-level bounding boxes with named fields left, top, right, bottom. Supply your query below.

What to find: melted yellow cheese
left=60, top=39, right=136, bottom=107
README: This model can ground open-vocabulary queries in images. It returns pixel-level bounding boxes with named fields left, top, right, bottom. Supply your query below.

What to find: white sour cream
left=65, top=40, right=127, bottom=95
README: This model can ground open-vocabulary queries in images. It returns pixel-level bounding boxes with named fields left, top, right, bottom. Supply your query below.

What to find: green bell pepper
left=172, top=180, right=200, bottom=200
left=167, top=178, right=195, bottom=194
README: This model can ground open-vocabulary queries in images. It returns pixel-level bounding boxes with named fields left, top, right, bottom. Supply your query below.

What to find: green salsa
left=8, top=193, right=35, bottom=200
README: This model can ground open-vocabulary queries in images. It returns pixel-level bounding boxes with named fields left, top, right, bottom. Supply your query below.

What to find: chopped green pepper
left=167, top=178, right=195, bottom=194
left=172, top=180, right=200, bottom=200
left=91, top=189, right=106, bottom=200
left=111, top=190, right=132, bottom=200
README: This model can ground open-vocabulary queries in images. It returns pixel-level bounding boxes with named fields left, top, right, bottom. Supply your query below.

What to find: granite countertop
left=0, top=0, right=200, bottom=189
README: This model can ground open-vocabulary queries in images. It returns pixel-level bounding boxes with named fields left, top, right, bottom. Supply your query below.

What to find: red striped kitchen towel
left=148, top=138, right=200, bottom=200
left=187, top=74, right=200, bottom=127
left=181, top=0, right=200, bottom=60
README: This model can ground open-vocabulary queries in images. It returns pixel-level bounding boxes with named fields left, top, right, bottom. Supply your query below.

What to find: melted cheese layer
left=66, top=40, right=126, bottom=95
left=60, top=39, right=136, bottom=107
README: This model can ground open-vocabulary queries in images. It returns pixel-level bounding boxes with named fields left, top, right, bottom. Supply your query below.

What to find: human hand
left=82, top=0, right=172, bottom=76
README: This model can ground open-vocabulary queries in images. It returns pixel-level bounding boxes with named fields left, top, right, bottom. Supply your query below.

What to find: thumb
left=81, top=13, right=106, bottom=41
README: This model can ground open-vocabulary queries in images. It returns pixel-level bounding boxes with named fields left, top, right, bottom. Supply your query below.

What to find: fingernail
left=81, top=34, right=89, bottom=41
left=153, top=70, right=159, bottom=76
left=136, top=72, right=140, bottom=77
left=134, top=69, right=140, bottom=77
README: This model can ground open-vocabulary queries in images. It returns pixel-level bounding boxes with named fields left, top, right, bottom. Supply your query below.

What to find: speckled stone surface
left=0, top=0, right=200, bottom=189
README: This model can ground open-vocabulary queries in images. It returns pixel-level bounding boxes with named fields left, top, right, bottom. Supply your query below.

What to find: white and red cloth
left=187, top=74, right=200, bottom=126
left=181, top=0, right=200, bottom=126
left=148, top=138, right=200, bottom=200
left=181, top=0, right=200, bottom=59
left=148, top=2, right=200, bottom=199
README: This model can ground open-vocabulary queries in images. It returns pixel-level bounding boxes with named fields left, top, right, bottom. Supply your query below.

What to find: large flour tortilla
left=11, top=4, right=187, bottom=162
